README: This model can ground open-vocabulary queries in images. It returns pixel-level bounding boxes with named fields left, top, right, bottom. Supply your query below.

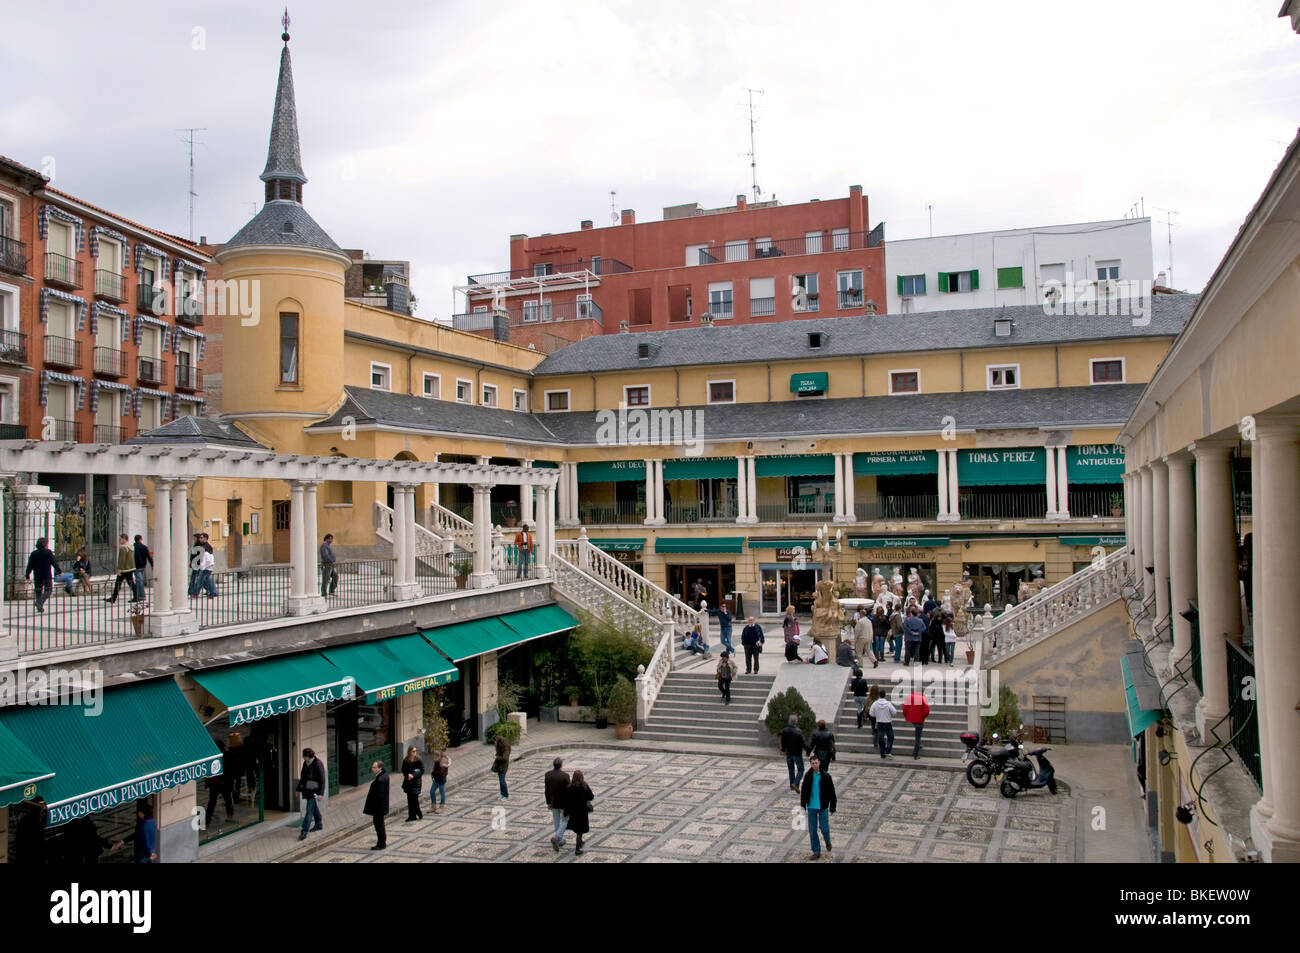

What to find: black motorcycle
left=961, top=729, right=1023, bottom=788
left=1000, top=746, right=1058, bottom=797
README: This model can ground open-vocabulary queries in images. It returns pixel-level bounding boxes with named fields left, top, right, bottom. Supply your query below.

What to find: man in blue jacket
left=707, top=603, right=735, bottom=656
left=902, top=606, right=927, bottom=665
left=800, top=755, right=837, bottom=860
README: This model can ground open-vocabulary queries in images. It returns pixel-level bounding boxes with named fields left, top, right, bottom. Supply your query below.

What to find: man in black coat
left=132, top=535, right=153, bottom=599
left=779, top=715, right=806, bottom=792
left=363, top=760, right=390, bottom=850
left=544, top=756, right=570, bottom=851
left=24, top=538, right=60, bottom=613
left=739, top=616, right=765, bottom=674
left=296, top=748, right=325, bottom=840
left=809, top=719, right=836, bottom=772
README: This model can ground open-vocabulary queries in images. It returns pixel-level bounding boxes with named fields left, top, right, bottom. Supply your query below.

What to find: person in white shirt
left=198, top=534, right=218, bottom=598
left=943, top=613, right=958, bottom=664
left=868, top=694, right=899, bottom=759
left=809, top=641, right=830, bottom=665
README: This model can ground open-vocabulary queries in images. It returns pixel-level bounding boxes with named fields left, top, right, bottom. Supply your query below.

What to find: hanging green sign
left=957, top=448, right=1046, bottom=486
left=1066, top=445, right=1125, bottom=483
left=852, top=450, right=938, bottom=476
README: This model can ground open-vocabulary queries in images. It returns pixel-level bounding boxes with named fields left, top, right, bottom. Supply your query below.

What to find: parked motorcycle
left=1000, top=746, right=1058, bottom=797
left=960, top=729, right=1022, bottom=788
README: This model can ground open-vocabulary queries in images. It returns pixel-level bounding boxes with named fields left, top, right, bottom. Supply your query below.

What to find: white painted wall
left=885, top=218, right=1154, bottom=314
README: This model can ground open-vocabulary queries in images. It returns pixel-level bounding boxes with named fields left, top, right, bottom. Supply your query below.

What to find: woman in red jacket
left=902, top=691, right=931, bottom=760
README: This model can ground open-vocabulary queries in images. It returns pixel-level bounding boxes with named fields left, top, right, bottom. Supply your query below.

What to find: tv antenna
left=609, top=190, right=618, bottom=226
left=1123, top=197, right=1145, bottom=219
left=739, top=87, right=764, bottom=202
left=177, top=127, right=207, bottom=242
left=1152, top=207, right=1179, bottom=288
left=926, top=203, right=934, bottom=237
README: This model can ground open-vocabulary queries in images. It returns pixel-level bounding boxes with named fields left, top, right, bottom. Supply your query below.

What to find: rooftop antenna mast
left=1152, top=206, right=1179, bottom=288
left=177, top=127, right=207, bottom=242
left=609, top=190, right=618, bottom=225
left=926, top=203, right=934, bottom=237
left=740, top=87, right=764, bottom=202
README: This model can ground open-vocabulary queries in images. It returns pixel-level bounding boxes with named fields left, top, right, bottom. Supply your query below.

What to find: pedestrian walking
left=363, top=760, right=390, bottom=850
left=197, top=542, right=217, bottom=598
left=902, top=606, right=926, bottom=665
left=715, top=651, right=737, bottom=704
left=205, top=742, right=235, bottom=826
left=296, top=747, right=326, bottom=840
left=562, top=769, right=594, bottom=856
left=544, top=756, right=570, bottom=851
left=740, top=615, right=765, bottom=674
left=889, top=604, right=905, bottom=662
left=401, top=746, right=424, bottom=821
left=429, top=751, right=449, bottom=813
left=24, top=537, right=60, bottom=613
left=319, top=533, right=338, bottom=597
left=105, top=534, right=138, bottom=604
left=188, top=533, right=205, bottom=597
left=132, top=534, right=152, bottom=598
left=850, top=667, right=871, bottom=729
left=780, top=715, right=806, bottom=792
left=943, top=613, right=958, bottom=664
left=853, top=610, right=874, bottom=666
left=708, top=602, right=735, bottom=656
left=491, top=734, right=511, bottom=801
left=866, top=684, right=881, bottom=746
left=783, top=606, right=802, bottom=662
left=868, top=693, right=899, bottom=759
left=871, top=605, right=889, bottom=665
left=903, top=690, right=931, bottom=759
left=800, top=755, right=836, bottom=860
left=809, top=719, right=836, bottom=770
left=114, top=800, right=157, bottom=863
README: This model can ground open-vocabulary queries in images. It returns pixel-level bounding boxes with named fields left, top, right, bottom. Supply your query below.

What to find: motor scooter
left=960, top=728, right=1022, bottom=788
left=999, top=746, right=1057, bottom=797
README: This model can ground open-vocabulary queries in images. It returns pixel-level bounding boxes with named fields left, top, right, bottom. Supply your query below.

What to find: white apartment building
left=885, top=218, right=1155, bottom=314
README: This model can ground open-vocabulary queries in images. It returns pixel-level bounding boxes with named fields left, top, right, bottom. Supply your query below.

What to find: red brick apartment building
left=0, top=155, right=213, bottom=445
left=454, top=185, right=886, bottom=352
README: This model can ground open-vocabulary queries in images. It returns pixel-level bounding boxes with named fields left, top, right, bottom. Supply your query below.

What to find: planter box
left=539, top=706, right=559, bottom=724
left=558, top=705, right=596, bottom=724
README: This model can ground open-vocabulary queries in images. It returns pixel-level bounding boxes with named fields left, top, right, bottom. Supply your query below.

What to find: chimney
left=620, top=209, right=636, bottom=225
left=619, top=320, right=630, bottom=333
left=493, top=312, right=510, bottom=342
left=1157, top=270, right=1168, bottom=287
left=384, top=271, right=410, bottom=315
left=580, top=220, right=593, bottom=230
left=736, top=194, right=747, bottom=211
left=700, top=313, right=714, bottom=328
left=849, top=184, right=862, bottom=196
left=199, top=235, right=207, bottom=245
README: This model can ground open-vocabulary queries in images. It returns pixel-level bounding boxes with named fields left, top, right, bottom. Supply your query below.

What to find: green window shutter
left=937, top=272, right=947, bottom=293
left=997, top=266, right=1023, bottom=289
left=970, top=269, right=979, bottom=291
left=896, top=275, right=904, bottom=296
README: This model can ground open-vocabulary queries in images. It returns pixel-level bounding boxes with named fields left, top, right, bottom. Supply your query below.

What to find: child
left=429, top=751, right=449, bottom=814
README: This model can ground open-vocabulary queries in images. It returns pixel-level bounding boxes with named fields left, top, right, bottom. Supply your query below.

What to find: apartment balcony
left=44, top=252, right=83, bottom=289
left=93, top=346, right=126, bottom=378
left=93, top=269, right=127, bottom=303
left=466, top=257, right=632, bottom=287
left=749, top=296, right=775, bottom=317
left=578, top=501, right=645, bottom=525
left=757, top=497, right=837, bottom=521
left=0, top=329, right=28, bottom=366
left=137, top=355, right=165, bottom=385
left=837, top=289, right=865, bottom=310
left=0, top=423, right=26, bottom=439
left=93, top=423, right=123, bottom=445
left=1067, top=487, right=1124, bottom=518
left=176, top=362, right=203, bottom=391
left=43, top=334, right=82, bottom=369
left=958, top=490, right=1049, bottom=521
left=706, top=302, right=734, bottom=320
left=176, top=295, right=204, bottom=325
left=451, top=298, right=602, bottom=332
left=0, top=235, right=28, bottom=275
left=854, top=495, right=940, bottom=521
left=43, top=419, right=80, bottom=442
left=137, top=284, right=167, bottom=315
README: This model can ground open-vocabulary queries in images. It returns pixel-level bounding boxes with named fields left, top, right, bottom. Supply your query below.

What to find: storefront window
left=196, top=718, right=266, bottom=843
left=669, top=564, right=737, bottom=610
left=860, top=563, right=938, bottom=603
left=963, top=562, right=1045, bottom=610
left=760, top=565, right=821, bottom=615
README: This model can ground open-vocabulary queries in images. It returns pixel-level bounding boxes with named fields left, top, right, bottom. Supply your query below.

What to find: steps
left=637, top=670, right=775, bottom=746
left=833, top=675, right=969, bottom=759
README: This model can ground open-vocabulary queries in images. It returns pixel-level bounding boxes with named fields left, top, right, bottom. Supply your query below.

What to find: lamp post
left=811, top=524, right=842, bottom=581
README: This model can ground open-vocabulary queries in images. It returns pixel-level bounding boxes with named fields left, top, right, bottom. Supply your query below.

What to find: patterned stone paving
left=298, top=748, right=1076, bottom=864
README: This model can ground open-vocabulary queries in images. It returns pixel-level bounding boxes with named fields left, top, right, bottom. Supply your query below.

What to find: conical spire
left=260, top=14, right=306, bottom=192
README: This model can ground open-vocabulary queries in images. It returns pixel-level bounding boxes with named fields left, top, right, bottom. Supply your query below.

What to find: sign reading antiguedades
left=228, top=679, right=355, bottom=726
left=47, top=757, right=223, bottom=826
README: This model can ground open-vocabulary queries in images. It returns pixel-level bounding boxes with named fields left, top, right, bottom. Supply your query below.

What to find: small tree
left=607, top=676, right=637, bottom=725
left=983, top=685, right=1021, bottom=741
left=485, top=719, right=521, bottom=745
left=422, top=688, right=448, bottom=754
left=496, top=674, right=524, bottom=724
left=764, top=687, right=816, bottom=739
left=571, top=607, right=653, bottom=707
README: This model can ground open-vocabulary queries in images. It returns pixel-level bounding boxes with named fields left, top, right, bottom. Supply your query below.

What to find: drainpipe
left=860, top=357, right=865, bottom=397
left=674, top=367, right=680, bottom=407
left=766, top=362, right=771, bottom=401
left=591, top=375, right=597, bottom=409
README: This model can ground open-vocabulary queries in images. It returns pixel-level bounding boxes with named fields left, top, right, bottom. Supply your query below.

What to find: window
left=831, top=228, right=849, bottom=250
left=545, top=390, right=570, bottom=412
left=422, top=373, right=440, bottom=398
left=807, top=331, right=825, bottom=349
left=456, top=378, right=472, bottom=403
left=1040, top=262, right=1065, bottom=285
left=805, top=231, right=823, bottom=254
left=280, top=313, right=299, bottom=385
left=987, top=364, right=1020, bottom=390
left=938, top=270, right=978, bottom=293
left=724, top=240, right=748, bottom=262
left=0, top=375, right=18, bottom=424
left=898, top=274, right=926, bottom=297
left=837, top=270, right=863, bottom=308
left=369, top=362, right=391, bottom=391
left=707, top=380, right=735, bottom=404
left=624, top=385, right=650, bottom=407
left=98, top=238, right=120, bottom=273
left=708, top=282, right=733, bottom=318
left=0, top=198, right=13, bottom=237
left=685, top=243, right=708, bottom=267
left=522, top=300, right=552, bottom=322
left=513, top=389, right=528, bottom=412
left=996, top=266, right=1023, bottom=289
left=889, top=370, right=920, bottom=395
left=755, top=237, right=773, bottom=257
left=793, top=273, right=819, bottom=312
left=1096, top=260, right=1120, bottom=281
left=1091, top=358, right=1125, bottom=384
left=532, top=262, right=554, bottom=277
left=749, top=276, right=775, bottom=316
left=140, top=395, right=161, bottom=431
left=481, top=384, right=497, bottom=407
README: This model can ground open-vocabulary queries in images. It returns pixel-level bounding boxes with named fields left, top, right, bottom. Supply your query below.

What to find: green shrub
left=765, top=687, right=816, bottom=739
left=607, top=676, right=637, bottom=724
left=422, top=689, right=448, bottom=753
left=983, top=685, right=1021, bottom=740
left=485, top=719, right=521, bottom=746
left=496, top=674, right=524, bottom=724
left=571, top=608, right=653, bottom=707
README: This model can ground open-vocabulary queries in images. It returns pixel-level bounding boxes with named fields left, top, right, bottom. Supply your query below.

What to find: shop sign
left=1059, top=535, right=1126, bottom=547
left=228, top=678, right=355, bottom=726
left=850, top=537, right=949, bottom=549
left=46, top=757, right=223, bottom=826
left=874, top=550, right=934, bottom=562
left=371, top=671, right=456, bottom=703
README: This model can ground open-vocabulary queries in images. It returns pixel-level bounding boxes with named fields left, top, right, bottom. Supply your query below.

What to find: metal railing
left=0, top=235, right=28, bottom=275
left=579, top=500, right=645, bottom=525
left=41, top=419, right=80, bottom=441
left=1067, top=487, right=1124, bottom=518
left=92, top=424, right=123, bottom=444
left=663, top=501, right=739, bottom=523
left=6, top=576, right=153, bottom=654
left=93, top=346, right=126, bottom=377
left=756, top=496, right=836, bottom=521
left=0, top=328, right=27, bottom=365
left=327, top=557, right=397, bottom=608
left=855, top=494, right=940, bottom=521
left=707, top=301, right=734, bottom=319
left=94, top=269, right=126, bottom=301
left=43, top=334, right=82, bottom=369
left=837, top=289, right=865, bottom=310
left=177, top=296, right=204, bottom=324
left=451, top=299, right=603, bottom=331
left=137, top=284, right=167, bottom=315
left=958, top=490, right=1048, bottom=520
left=190, top=564, right=293, bottom=630
left=705, top=229, right=883, bottom=262
left=749, top=296, right=775, bottom=316
left=1226, top=640, right=1259, bottom=790
left=466, top=257, right=632, bottom=286
left=137, top=355, right=165, bottom=384
left=44, top=252, right=83, bottom=288
left=176, top=362, right=202, bottom=390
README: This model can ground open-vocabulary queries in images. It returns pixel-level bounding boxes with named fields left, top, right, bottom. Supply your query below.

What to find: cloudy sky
left=3, top=0, right=1297, bottom=317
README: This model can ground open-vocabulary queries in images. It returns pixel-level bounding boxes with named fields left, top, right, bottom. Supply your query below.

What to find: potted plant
left=451, top=556, right=472, bottom=589
left=580, top=501, right=594, bottom=525
left=129, top=600, right=147, bottom=636
left=564, top=685, right=582, bottom=707
left=964, top=632, right=977, bottom=665
left=1109, top=492, right=1123, bottom=518
left=502, top=500, right=519, bottom=527
left=539, top=694, right=560, bottom=723
left=607, top=676, right=637, bottom=739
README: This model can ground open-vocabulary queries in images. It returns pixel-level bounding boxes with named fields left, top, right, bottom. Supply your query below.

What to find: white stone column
left=1056, top=446, right=1070, bottom=519
left=1167, top=453, right=1197, bottom=664
left=471, top=483, right=498, bottom=588
left=947, top=450, right=961, bottom=520
left=646, top=459, right=660, bottom=526
left=746, top=456, right=757, bottom=523
left=1139, top=465, right=1155, bottom=603
left=393, top=485, right=420, bottom=600
left=833, top=452, right=848, bottom=522
left=169, top=480, right=195, bottom=629
left=303, top=481, right=325, bottom=612
left=1151, top=458, right=1170, bottom=627
left=521, top=459, right=535, bottom=525
left=112, top=487, right=147, bottom=544
left=289, top=481, right=306, bottom=601
left=735, top=456, right=748, bottom=524
left=1250, top=418, right=1300, bottom=862
left=937, top=450, right=950, bottom=520
left=1123, top=473, right=1134, bottom=556
left=560, top=463, right=578, bottom=526
left=844, top=453, right=857, bottom=521
left=534, top=484, right=552, bottom=580
left=0, top=472, right=11, bottom=661
left=1191, top=440, right=1242, bottom=740
left=1044, top=444, right=1060, bottom=519
left=652, top=460, right=665, bottom=525
left=152, top=480, right=173, bottom=619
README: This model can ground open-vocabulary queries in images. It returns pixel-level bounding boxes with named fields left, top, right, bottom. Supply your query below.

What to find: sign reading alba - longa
left=229, top=679, right=355, bottom=726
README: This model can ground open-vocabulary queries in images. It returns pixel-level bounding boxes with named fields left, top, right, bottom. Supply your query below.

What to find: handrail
left=373, top=501, right=453, bottom=557
left=554, top=535, right=696, bottom=633
left=636, top=627, right=674, bottom=722
left=428, top=502, right=474, bottom=551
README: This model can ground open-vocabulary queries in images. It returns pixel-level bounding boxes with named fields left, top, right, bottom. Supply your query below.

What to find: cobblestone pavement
left=296, top=747, right=1077, bottom=863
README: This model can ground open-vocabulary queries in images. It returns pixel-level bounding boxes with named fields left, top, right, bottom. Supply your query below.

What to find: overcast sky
left=3, top=0, right=1297, bottom=318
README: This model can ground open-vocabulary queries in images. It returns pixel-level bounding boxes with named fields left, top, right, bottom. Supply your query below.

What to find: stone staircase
left=636, top=669, right=775, bottom=746
left=833, top=676, right=969, bottom=759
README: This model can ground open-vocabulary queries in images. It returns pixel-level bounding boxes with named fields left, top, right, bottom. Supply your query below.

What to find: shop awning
left=850, top=536, right=949, bottom=548
left=0, top=678, right=222, bottom=826
left=589, top=538, right=645, bottom=552
left=1066, top=445, right=1126, bottom=484
left=747, top=538, right=814, bottom=548
left=755, top=454, right=835, bottom=478
left=531, top=460, right=560, bottom=468
left=423, top=605, right=578, bottom=663
left=577, top=460, right=646, bottom=483
left=853, top=450, right=938, bottom=476
left=192, top=653, right=355, bottom=727
left=1059, top=535, right=1127, bottom=547
left=0, top=722, right=55, bottom=808
left=957, top=448, right=1047, bottom=486
left=790, top=372, right=828, bottom=394
left=320, top=634, right=459, bottom=704
left=1121, top=651, right=1163, bottom=761
left=655, top=537, right=746, bottom=554
left=663, top=456, right=737, bottom=481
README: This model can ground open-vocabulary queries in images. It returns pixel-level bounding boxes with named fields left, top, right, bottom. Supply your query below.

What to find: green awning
left=663, top=456, right=737, bottom=480
left=1066, top=444, right=1126, bottom=484
left=320, top=634, right=459, bottom=704
left=0, top=679, right=222, bottom=826
left=531, top=460, right=560, bottom=469
left=1121, top=655, right=1161, bottom=744
left=1060, top=535, right=1127, bottom=547
left=957, top=448, right=1047, bottom=486
left=423, top=605, right=578, bottom=663
left=853, top=450, right=938, bottom=476
left=577, top=460, right=646, bottom=483
left=655, top=537, right=746, bottom=554
left=747, top=538, right=814, bottom=548
left=790, top=372, right=828, bottom=394
left=589, top=538, right=645, bottom=552
left=850, top=536, right=950, bottom=549
left=755, top=454, right=835, bottom=478
left=192, top=653, right=355, bottom=727
left=0, top=722, right=55, bottom=808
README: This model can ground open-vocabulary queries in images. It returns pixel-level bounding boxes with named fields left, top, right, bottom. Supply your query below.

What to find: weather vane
left=281, top=8, right=291, bottom=43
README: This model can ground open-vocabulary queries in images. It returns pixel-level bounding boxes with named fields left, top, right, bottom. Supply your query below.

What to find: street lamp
left=811, top=525, right=842, bottom=580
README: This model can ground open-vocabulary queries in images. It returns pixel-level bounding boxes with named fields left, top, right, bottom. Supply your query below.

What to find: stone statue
left=907, top=569, right=924, bottom=604
left=809, top=578, right=842, bottom=644
left=853, top=568, right=869, bottom=598
left=947, top=578, right=973, bottom=636
left=491, top=284, right=506, bottom=313
left=871, top=572, right=886, bottom=600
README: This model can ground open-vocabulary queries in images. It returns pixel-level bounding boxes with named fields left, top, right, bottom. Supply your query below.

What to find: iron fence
left=190, top=564, right=293, bottom=630
left=664, top=501, right=739, bottom=523
left=1225, top=640, right=1260, bottom=790
left=44, top=252, right=82, bottom=288
left=958, top=490, right=1048, bottom=520
left=579, top=501, right=645, bottom=525
left=327, top=557, right=396, bottom=608
left=94, top=269, right=126, bottom=301
left=0, top=235, right=27, bottom=275
left=0, top=328, right=27, bottom=365
left=1067, top=487, right=1123, bottom=517
left=855, top=494, right=940, bottom=521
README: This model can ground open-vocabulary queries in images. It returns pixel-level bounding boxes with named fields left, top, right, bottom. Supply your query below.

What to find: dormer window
left=637, top=342, right=651, bottom=360
left=808, top=331, right=825, bottom=349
